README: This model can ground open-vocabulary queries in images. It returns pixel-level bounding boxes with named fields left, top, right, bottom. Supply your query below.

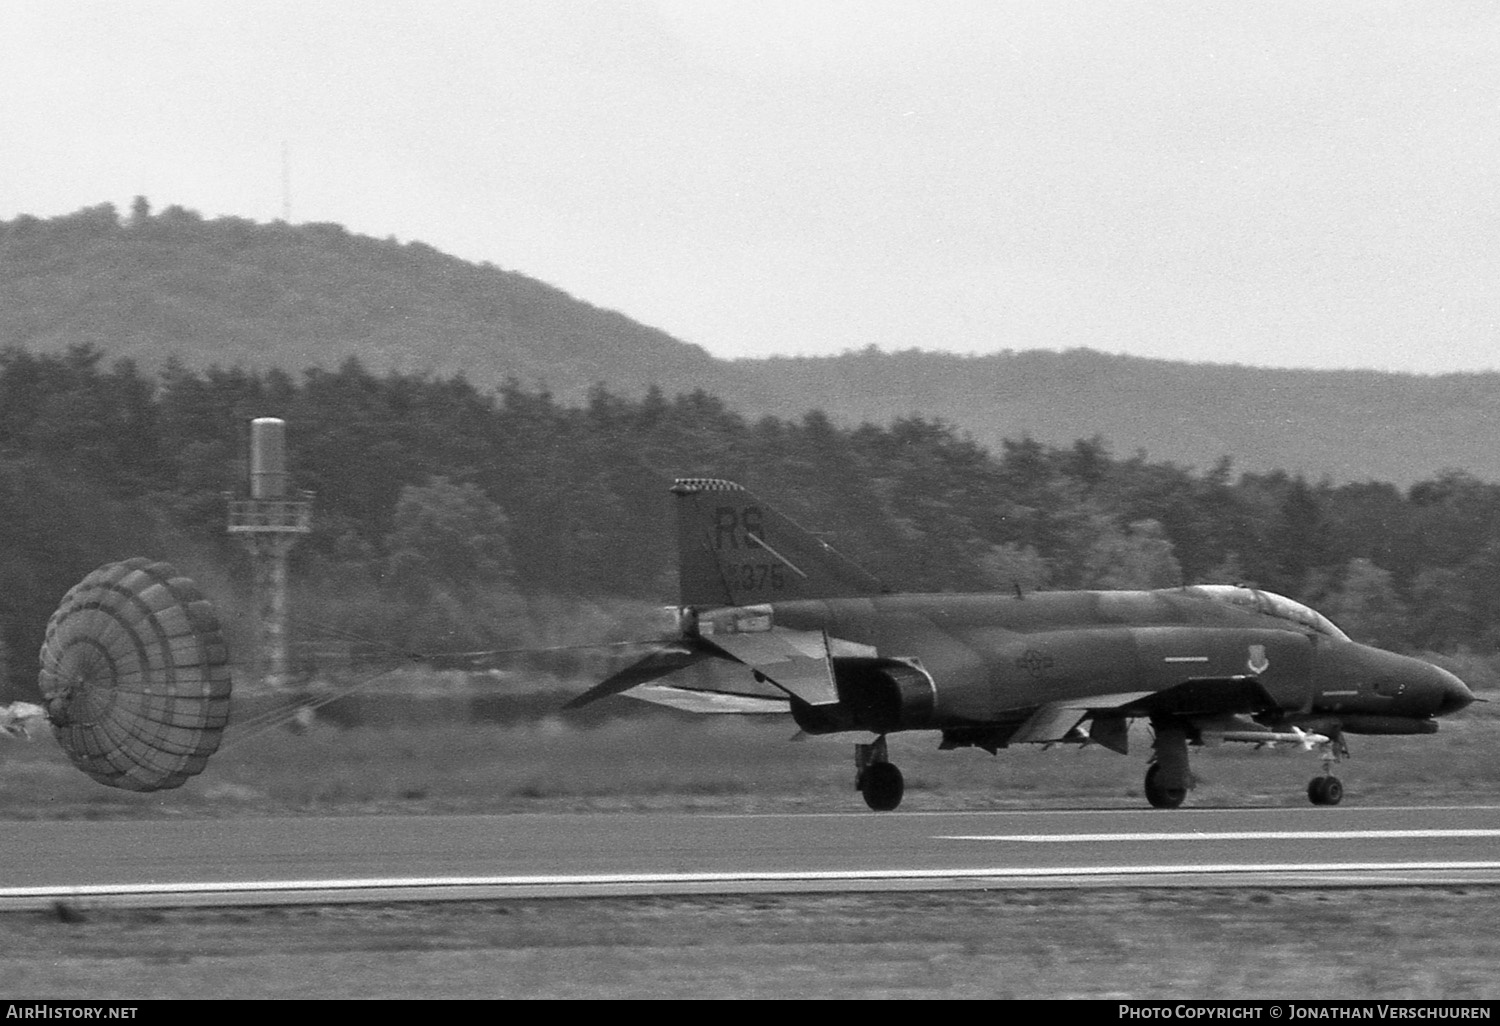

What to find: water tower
left=227, top=418, right=312, bottom=689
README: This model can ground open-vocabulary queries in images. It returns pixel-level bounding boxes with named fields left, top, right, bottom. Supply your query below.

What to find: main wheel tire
left=861, top=761, right=904, bottom=811
left=1144, top=762, right=1186, bottom=809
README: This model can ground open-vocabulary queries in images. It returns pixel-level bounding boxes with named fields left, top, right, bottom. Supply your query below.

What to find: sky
left=4, top=0, right=1499, bottom=374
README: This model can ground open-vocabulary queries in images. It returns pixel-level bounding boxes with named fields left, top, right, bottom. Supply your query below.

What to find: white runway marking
left=6, top=860, right=1500, bottom=903
left=706, top=804, right=1500, bottom=819
left=939, top=829, right=1500, bottom=842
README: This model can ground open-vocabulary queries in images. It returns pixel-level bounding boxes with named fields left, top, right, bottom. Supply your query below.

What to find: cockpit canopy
left=1184, top=584, right=1350, bottom=642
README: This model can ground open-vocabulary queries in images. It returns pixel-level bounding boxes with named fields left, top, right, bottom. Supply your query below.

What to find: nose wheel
left=855, top=736, right=904, bottom=811
left=1308, top=775, right=1344, bottom=806
left=1306, top=729, right=1349, bottom=806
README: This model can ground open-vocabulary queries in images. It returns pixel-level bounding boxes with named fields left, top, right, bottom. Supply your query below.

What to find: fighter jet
left=568, top=478, right=1476, bottom=811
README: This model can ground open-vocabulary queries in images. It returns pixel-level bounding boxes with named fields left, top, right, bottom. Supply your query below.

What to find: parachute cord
left=216, top=621, right=668, bottom=752
left=215, top=662, right=407, bottom=752
left=297, top=616, right=662, bottom=666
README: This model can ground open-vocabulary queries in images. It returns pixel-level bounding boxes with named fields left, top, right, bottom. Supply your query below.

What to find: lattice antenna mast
left=227, top=418, right=312, bottom=690
left=281, top=142, right=292, bottom=222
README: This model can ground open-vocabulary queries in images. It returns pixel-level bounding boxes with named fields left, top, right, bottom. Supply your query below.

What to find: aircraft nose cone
left=1433, top=664, right=1476, bottom=716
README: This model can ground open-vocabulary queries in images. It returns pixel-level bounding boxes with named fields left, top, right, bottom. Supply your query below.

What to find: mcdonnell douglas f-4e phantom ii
left=568, top=478, right=1477, bottom=811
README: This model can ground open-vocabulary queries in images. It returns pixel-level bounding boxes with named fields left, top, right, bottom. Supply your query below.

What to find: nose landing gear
left=1308, top=775, right=1344, bottom=805
left=1307, top=730, right=1349, bottom=806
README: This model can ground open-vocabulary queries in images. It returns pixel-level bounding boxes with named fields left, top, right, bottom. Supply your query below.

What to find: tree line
left=7, top=202, right=1500, bottom=488
left=1, top=343, right=1497, bottom=693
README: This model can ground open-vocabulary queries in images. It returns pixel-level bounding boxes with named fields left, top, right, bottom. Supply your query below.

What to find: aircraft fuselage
left=698, top=589, right=1472, bottom=743
left=585, top=477, right=1479, bottom=809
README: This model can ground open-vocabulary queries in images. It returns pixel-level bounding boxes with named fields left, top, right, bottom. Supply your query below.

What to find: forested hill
left=4, top=202, right=1498, bottom=485
left=0, top=201, right=722, bottom=398
left=723, top=350, right=1500, bottom=486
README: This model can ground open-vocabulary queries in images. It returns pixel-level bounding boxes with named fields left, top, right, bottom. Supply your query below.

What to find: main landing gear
left=1143, top=762, right=1187, bottom=809
left=1144, top=720, right=1192, bottom=809
left=855, top=735, right=904, bottom=811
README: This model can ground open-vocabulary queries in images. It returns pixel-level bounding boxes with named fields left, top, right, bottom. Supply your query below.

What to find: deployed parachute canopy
left=38, top=558, right=232, bottom=791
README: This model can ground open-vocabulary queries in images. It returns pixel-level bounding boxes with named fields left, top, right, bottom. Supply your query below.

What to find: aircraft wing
left=1123, top=675, right=1278, bottom=718
left=624, top=685, right=791, bottom=715
left=566, top=637, right=794, bottom=712
left=564, top=643, right=711, bottom=709
left=1008, top=677, right=1280, bottom=754
left=1008, top=692, right=1155, bottom=751
left=702, top=628, right=839, bottom=706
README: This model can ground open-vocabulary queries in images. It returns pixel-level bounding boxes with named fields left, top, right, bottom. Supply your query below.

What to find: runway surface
left=3, top=804, right=1498, bottom=909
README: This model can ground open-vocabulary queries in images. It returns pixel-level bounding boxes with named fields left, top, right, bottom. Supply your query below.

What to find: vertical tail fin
left=671, top=478, right=884, bottom=608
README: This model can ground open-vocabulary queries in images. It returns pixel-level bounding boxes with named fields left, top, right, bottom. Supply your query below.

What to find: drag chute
left=38, top=558, right=232, bottom=791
